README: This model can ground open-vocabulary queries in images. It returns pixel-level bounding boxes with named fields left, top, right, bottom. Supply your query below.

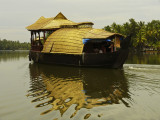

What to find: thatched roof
left=42, top=28, right=123, bottom=54
left=26, top=12, right=76, bottom=30
left=77, top=22, right=94, bottom=25
left=26, top=12, right=95, bottom=30
left=26, top=16, right=53, bottom=30
left=42, top=28, right=92, bottom=54
left=84, top=29, right=123, bottom=39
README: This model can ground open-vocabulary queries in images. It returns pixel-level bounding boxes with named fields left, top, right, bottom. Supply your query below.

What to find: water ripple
left=27, top=63, right=131, bottom=119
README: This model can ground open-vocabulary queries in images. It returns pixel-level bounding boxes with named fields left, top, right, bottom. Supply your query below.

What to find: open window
left=82, top=36, right=123, bottom=53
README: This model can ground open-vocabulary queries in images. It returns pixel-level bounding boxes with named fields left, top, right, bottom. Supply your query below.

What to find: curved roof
left=84, top=29, right=123, bottom=39
left=42, top=28, right=123, bottom=54
left=42, top=28, right=92, bottom=54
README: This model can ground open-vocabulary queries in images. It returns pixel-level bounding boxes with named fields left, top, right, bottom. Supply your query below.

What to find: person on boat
left=94, top=48, right=99, bottom=53
left=101, top=45, right=106, bottom=53
left=99, top=49, right=103, bottom=53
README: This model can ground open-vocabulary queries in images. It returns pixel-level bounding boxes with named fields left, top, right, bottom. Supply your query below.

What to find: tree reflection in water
left=27, top=63, right=131, bottom=119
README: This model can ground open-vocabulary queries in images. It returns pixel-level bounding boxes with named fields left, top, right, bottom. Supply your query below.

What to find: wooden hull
left=29, top=48, right=129, bottom=68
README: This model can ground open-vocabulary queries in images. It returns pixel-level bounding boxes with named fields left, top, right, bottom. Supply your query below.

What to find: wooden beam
left=38, top=32, right=40, bottom=41
left=31, top=31, right=34, bottom=45
left=114, top=36, right=117, bottom=51
left=30, top=31, right=32, bottom=42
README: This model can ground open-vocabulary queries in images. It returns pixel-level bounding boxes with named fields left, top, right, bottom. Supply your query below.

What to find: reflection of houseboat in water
left=26, top=12, right=131, bottom=68
left=28, top=63, right=130, bottom=119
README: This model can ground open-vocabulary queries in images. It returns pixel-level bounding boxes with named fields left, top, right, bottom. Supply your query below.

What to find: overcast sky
left=0, top=0, right=160, bottom=42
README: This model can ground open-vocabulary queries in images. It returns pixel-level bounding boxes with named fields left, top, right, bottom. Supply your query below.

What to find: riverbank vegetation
left=103, top=19, right=160, bottom=51
left=0, top=39, right=30, bottom=50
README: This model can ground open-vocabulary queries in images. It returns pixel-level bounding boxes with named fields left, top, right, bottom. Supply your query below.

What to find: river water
left=0, top=51, right=160, bottom=120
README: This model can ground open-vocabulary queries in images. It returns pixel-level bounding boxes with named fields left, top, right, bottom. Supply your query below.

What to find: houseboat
left=26, top=12, right=131, bottom=68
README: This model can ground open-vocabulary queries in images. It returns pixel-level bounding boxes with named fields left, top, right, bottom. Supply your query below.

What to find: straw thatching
left=26, top=16, right=54, bottom=30
left=26, top=12, right=76, bottom=30
left=84, top=29, right=122, bottom=39
left=26, top=12, right=95, bottom=30
left=42, top=28, right=92, bottom=54
left=42, top=28, right=123, bottom=54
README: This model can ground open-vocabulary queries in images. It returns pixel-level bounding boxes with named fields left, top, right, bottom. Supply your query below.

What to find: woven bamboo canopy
left=84, top=29, right=122, bottom=39
left=26, top=12, right=93, bottom=30
left=42, top=28, right=123, bottom=54
left=42, top=28, right=92, bottom=54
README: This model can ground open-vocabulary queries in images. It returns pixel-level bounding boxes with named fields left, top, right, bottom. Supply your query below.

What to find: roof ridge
left=54, top=12, right=67, bottom=20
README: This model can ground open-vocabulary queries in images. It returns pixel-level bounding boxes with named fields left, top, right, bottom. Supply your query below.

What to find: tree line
left=103, top=19, right=160, bottom=51
left=0, top=39, right=30, bottom=50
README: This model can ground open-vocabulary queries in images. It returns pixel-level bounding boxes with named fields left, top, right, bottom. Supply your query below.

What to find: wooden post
left=111, top=43, right=113, bottom=52
left=43, top=31, right=46, bottom=41
left=30, top=31, right=33, bottom=43
left=31, top=31, right=34, bottom=50
left=114, top=36, right=117, bottom=51
left=38, top=31, right=40, bottom=41
left=35, top=32, right=37, bottom=40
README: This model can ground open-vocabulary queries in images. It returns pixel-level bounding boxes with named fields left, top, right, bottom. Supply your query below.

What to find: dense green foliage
left=0, top=39, right=30, bottom=50
left=103, top=19, right=160, bottom=51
